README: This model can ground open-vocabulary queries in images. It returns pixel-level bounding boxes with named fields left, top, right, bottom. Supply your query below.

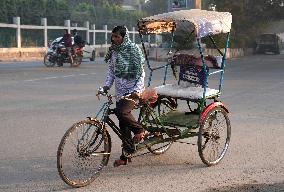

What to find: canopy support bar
left=138, top=31, right=151, bottom=70
left=197, top=38, right=208, bottom=112
left=208, top=35, right=224, bottom=56
left=218, top=32, right=230, bottom=92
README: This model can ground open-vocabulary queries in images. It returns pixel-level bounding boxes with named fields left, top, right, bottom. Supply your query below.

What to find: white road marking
left=24, top=79, right=41, bottom=82
left=43, top=76, right=57, bottom=80
left=24, top=73, right=96, bottom=82
left=62, top=74, right=75, bottom=78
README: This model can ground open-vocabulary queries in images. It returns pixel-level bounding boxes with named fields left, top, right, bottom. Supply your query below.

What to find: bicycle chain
left=130, top=140, right=196, bottom=159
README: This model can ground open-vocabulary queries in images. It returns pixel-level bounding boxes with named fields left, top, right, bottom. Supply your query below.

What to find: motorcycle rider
left=72, top=29, right=85, bottom=58
left=58, top=29, right=73, bottom=66
left=72, top=29, right=84, bottom=48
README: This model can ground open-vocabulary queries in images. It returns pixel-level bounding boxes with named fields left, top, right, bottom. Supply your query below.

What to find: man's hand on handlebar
left=97, top=86, right=109, bottom=95
left=97, top=86, right=110, bottom=100
left=103, top=86, right=109, bottom=93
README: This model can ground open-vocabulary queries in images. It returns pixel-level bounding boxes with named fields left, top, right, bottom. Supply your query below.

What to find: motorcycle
left=44, top=39, right=83, bottom=67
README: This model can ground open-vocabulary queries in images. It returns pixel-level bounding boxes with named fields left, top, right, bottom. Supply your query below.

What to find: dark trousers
left=115, top=99, right=144, bottom=155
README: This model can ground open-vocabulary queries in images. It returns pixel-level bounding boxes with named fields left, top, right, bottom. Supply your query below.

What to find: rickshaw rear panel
left=137, top=9, right=232, bottom=166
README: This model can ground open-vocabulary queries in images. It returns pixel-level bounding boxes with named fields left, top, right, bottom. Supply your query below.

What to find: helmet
left=72, top=29, right=78, bottom=34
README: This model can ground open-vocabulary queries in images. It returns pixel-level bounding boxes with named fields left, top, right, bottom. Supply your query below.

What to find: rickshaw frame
left=56, top=9, right=233, bottom=188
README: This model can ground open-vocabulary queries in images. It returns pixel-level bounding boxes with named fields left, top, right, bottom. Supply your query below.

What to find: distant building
left=122, top=0, right=143, bottom=12
left=121, top=5, right=136, bottom=11
left=168, top=0, right=201, bottom=12
left=68, top=0, right=144, bottom=12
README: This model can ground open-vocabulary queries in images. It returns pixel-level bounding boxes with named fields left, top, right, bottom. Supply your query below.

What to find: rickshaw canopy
left=138, top=9, right=232, bottom=38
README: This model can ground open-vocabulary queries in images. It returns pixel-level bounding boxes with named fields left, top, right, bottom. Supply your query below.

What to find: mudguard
left=200, top=102, right=229, bottom=123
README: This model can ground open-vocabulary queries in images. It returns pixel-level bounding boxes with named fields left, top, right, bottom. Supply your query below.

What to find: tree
left=0, top=0, right=147, bottom=47
left=143, top=0, right=168, bottom=15
left=207, top=0, right=284, bottom=47
left=93, top=0, right=123, bottom=6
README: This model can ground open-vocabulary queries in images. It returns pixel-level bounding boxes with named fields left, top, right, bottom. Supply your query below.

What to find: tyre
left=146, top=132, right=173, bottom=155
left=90, top=50, right=96, bottom=61
left=72, top=54, right=82, bottom=67
left=198, top=107, right=231, bottom=166
left=57, top=120, right=111, bottom=188
left=146, top=100, right=175, bottom=155
left=43, top=53, right=56, bottom=67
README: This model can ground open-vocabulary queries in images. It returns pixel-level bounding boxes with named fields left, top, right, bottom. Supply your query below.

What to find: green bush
left=0, top=0, right=146, bottom=47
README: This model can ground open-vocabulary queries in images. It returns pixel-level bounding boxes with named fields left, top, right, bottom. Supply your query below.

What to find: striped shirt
left=105, top=51, right=145, bottom=98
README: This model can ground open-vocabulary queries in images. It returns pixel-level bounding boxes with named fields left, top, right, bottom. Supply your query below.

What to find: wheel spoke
left=91, top=152, right=111, bottom=156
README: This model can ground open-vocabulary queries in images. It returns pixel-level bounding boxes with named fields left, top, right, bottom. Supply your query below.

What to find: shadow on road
left=203, top=182, right=284, bottom=192
left=0, top=157, right=72, bottom=191
left=0, top=153, right=205, bottom=191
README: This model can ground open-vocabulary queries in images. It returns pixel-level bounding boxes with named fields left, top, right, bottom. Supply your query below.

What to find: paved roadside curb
left=0, top=58, right=43, bottom=62
left=0, top=47, right=46, bottom=62
left=0, top=47, right=254, bottom=62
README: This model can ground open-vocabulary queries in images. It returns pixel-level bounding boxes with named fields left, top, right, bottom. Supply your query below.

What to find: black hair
left=112, top=26, right=126, bottom=38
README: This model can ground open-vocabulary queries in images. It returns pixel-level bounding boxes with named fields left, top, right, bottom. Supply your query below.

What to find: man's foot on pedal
left=133, top=130, right=149, bottom=144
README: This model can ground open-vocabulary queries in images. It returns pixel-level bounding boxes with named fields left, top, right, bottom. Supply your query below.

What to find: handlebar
left=96, top=87, right=139, bottom=106
left=96, top=87, right=111, bottom=101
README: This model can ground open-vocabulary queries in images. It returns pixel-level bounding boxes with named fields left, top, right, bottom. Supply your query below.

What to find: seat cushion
left=154, top=83, right=219, bottom=100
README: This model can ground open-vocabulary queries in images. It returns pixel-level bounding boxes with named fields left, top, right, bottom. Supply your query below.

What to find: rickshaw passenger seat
left=154, top=54, right=221, bottom=100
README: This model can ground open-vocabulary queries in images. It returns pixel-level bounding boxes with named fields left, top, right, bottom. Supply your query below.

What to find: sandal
left=113, top=157, right=131, bottom=167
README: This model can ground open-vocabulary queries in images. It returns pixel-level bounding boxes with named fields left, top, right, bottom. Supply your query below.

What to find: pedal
left=136, top=136, right=163, bottom=150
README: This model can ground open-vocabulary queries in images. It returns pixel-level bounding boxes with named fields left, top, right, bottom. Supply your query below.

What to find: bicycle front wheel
left=57, top=120, right=111, bottom=188
left=43, top=53, right=56, bottom=67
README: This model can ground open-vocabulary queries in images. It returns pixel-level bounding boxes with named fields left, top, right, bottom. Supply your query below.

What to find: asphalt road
left=0, top=54, right=284, bottom=192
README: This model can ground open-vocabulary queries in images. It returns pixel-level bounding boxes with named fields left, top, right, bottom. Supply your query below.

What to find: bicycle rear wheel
left=146, top=132, right=173, bottom=155
left=198, top=107, right=231, bottom=166
left=146, top=100, right=174, bottom=155
left=57, top=120, right=111, bottom=188
left=72, top=54, right=82, bottom=67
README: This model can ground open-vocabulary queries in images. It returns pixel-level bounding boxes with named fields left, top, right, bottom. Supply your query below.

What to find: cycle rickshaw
left=57, top=9, right=232, bottom=188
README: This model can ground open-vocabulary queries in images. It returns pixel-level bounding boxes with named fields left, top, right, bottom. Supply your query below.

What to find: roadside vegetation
left=0, top=0, right=283, bottom=48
